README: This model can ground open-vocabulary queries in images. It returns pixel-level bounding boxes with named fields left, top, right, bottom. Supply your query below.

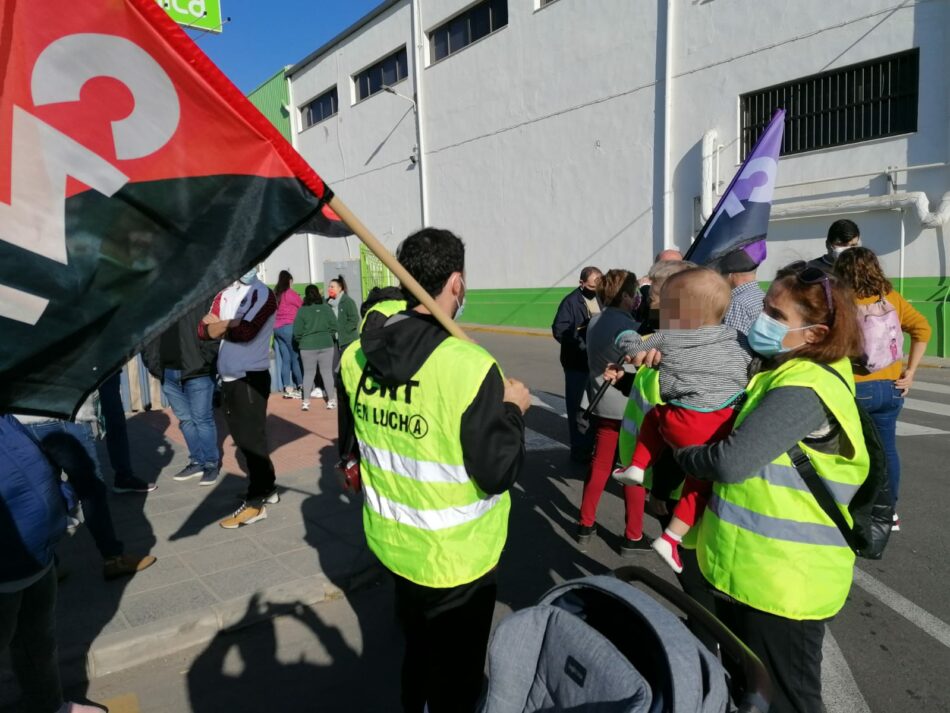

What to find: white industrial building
left=262, top=0, right=948, bottom=350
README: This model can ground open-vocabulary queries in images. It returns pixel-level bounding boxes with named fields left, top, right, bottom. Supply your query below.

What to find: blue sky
left=187, top=0, right=384, bottom=93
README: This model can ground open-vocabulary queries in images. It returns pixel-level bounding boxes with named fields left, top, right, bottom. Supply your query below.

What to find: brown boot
left=103, top=554, right=157, bottom=580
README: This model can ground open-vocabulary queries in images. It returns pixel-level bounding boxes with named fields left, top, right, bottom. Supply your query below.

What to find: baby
left=611, top=268, right=752, bottom=572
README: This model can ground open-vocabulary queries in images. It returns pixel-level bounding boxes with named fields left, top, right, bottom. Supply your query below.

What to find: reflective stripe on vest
left=756, top=463, right=860, bottom=506
left=698, top=357, right=868, bottom=621
left=360, top=443, right=469, bottom=484
left=362, top=481, right=503, bottom=531
left=707, top=494, right=845, bottom=547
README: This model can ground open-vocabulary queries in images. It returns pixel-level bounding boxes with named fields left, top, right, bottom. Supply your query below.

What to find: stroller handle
left=613, top=566, right=772, bottom=713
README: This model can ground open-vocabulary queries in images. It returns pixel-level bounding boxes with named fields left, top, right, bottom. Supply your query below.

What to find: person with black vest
left=552, top=266, right=602, bottom=462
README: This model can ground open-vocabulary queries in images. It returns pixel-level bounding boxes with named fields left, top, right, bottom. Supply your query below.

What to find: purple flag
left=685, top=109, right=786, bottom=270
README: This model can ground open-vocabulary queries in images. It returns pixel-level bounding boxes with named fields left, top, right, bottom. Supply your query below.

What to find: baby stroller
left=480, top=566, right=771, bottom=713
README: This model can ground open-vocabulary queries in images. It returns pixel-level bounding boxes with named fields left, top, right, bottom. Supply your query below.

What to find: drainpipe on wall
left=410, top=0, right=429, bottom=227
left=661, top=0, right=675, bottom=249
left=700, top=129, right=718, bottom=222
left=286, top=70, right=321, bottom=284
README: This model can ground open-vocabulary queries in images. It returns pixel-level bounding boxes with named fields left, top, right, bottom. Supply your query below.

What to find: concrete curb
left=0, top=560, right=386, bottom=699
left=85, top=561, right=384, bottom=680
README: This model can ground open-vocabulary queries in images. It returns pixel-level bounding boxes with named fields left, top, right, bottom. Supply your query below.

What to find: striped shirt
left=617, top=326, right=751, bottom=410
left=723, top=281, right=766, bottom=336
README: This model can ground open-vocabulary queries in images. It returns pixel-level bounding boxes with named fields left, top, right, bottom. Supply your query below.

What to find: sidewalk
left=24, top=394, right=379, bottom=688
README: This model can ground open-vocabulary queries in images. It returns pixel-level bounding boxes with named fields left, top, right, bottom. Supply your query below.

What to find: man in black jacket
left=337, top=228, right=530, bottom=712
left=551, top=266, right=602, bottom=462
left=143, top=302, right=221, bottom=486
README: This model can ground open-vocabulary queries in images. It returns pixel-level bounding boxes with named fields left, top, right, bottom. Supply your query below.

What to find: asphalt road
left=74, top=330, right=950, bottom=712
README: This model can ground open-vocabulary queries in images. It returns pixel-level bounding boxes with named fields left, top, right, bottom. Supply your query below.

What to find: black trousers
left=221, top=370, right=275, bottom=500
left=715, top=598, right=826, bottom=713
left=392, top=570, right=497, bottom=713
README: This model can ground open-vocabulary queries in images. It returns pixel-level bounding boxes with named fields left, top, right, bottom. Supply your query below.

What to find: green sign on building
left=157, top=0, right=223, bottom=33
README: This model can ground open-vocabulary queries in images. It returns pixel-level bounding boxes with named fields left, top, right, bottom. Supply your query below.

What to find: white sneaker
left=301, top=401, right=310, bottom=411
left=612, top=465, right=645, bottom=486
left=310, top=387, right=324, bottom=398
left=326, top=399, right=338, bottom=410
left=651, top=535, right=684, bottom=574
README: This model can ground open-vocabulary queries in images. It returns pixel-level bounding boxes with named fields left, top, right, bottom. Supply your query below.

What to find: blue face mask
left=747, top=313, right=816, bottom=357
left=238, top=269, right=258, bottom=285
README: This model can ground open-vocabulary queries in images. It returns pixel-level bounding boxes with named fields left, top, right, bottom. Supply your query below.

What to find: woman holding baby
left=663, top=262, right=869, bottom=713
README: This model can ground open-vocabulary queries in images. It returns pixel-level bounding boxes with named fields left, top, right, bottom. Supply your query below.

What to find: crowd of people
left=0, top=216, right=935, bottom=713
left=553, top=218, right=932, bottom=712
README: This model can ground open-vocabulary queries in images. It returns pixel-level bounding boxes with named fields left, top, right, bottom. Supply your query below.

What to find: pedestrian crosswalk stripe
left=913, top=380, right=950, bottom=396
left=902, top=398, right=950, bottom=418
left=896, top=422, right=950, bottom=437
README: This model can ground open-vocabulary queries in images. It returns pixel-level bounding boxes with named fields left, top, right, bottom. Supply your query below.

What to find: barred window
left=430, top=0, right=508, bottom=64
left=741, top=49, right=919, bottom=158
left=355, top=47, right=408, bottom=102
left=301, top=87, right=338, bottom=129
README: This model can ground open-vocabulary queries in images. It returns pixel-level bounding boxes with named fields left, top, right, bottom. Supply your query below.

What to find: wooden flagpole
left=327, top=195, right=471, bottom=342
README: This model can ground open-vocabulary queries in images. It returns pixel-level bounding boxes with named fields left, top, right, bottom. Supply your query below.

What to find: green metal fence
left=359, top=244, right=397, bottom=299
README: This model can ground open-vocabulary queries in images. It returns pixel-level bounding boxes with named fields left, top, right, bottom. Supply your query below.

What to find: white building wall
left=287, top=0, right=949, bottom=291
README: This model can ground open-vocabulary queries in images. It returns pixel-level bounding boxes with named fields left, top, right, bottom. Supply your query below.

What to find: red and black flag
left=0, top=0, right=335, bottom=417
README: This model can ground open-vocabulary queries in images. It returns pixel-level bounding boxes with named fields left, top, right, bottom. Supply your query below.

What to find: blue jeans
left=855, top=379, right=904, bottom=504
left=98, top=371, right=134, bottom=480
left=564, top=369, right=594, bottom=456
left=274, top=324, right=302, bottom=390
left=162, top=370, right=219, bottom=469
left=26, top=420, right=123, bottom=559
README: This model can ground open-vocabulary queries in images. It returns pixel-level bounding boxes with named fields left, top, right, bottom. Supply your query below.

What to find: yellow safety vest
left=618, top=368, right=676, bottom=494
left=359, top=299, right=407, bottom=332
left=697, top=357, right=869, bottom=620
left=340, top=336, right=510, bottom=588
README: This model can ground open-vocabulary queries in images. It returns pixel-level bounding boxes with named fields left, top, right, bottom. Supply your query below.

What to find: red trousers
left=631, top=404, right=738, bottom=526
left=579, top=417, right=646, bottom=540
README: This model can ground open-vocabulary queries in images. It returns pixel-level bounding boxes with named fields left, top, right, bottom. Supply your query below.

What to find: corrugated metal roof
left=287, top=0, right=404, bottom=78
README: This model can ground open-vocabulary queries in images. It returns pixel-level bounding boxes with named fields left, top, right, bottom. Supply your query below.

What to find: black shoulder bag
left=787, top=363, right=893, bottom=559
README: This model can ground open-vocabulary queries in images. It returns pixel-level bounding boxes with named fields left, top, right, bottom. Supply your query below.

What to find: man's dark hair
left=396, top=228, right=465, bottom=306
left=360, top=285, right=405, bottom=317
left=827, top=219, right=860, bottom=246
left=579, top=266, right=602, bottom=282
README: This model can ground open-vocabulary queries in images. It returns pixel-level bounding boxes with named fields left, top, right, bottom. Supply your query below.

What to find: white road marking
left=525, top=428, right=568, bottom=452
left=822, top=630, right=871, bottom=713
left=853, top=568, right=950, bottom=650
left=902, top=398, right=950, bottom=418
left=912, top=381, right=950, bottom=396
left=531, top=393, right=568, bottom=418
left=896, top=422, right=950, bottom=437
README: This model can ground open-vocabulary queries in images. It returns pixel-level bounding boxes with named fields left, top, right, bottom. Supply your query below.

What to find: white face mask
left=832, top=241, right=860, bottom=259
left=454, top=277, right=466, bottom=321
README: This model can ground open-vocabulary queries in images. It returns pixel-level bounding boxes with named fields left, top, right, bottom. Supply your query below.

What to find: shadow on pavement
left=497, top=450, right=612, bottom=612
left=58, top=411, right=170, bottom=702
left=185, top=594, right=367, bottom=712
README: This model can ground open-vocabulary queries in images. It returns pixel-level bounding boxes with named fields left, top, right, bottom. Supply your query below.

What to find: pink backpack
left=857, top=297, right=903, bottom=373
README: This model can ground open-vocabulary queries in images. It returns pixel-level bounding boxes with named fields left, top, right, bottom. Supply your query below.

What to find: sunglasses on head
left=784, top=261, right=835, bottom=325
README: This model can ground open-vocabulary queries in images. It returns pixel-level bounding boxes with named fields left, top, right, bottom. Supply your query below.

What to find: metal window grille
left=355, top=47, right=409, bottom=102
left=301, top=87, right=338, bottom=128
left=741, top=48, right=919, bottom=158
left=429, top=0, right=508, bottom=63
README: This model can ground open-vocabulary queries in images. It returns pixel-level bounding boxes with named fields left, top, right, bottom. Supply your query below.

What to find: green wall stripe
left=459, top=277, right=950, bottom=357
